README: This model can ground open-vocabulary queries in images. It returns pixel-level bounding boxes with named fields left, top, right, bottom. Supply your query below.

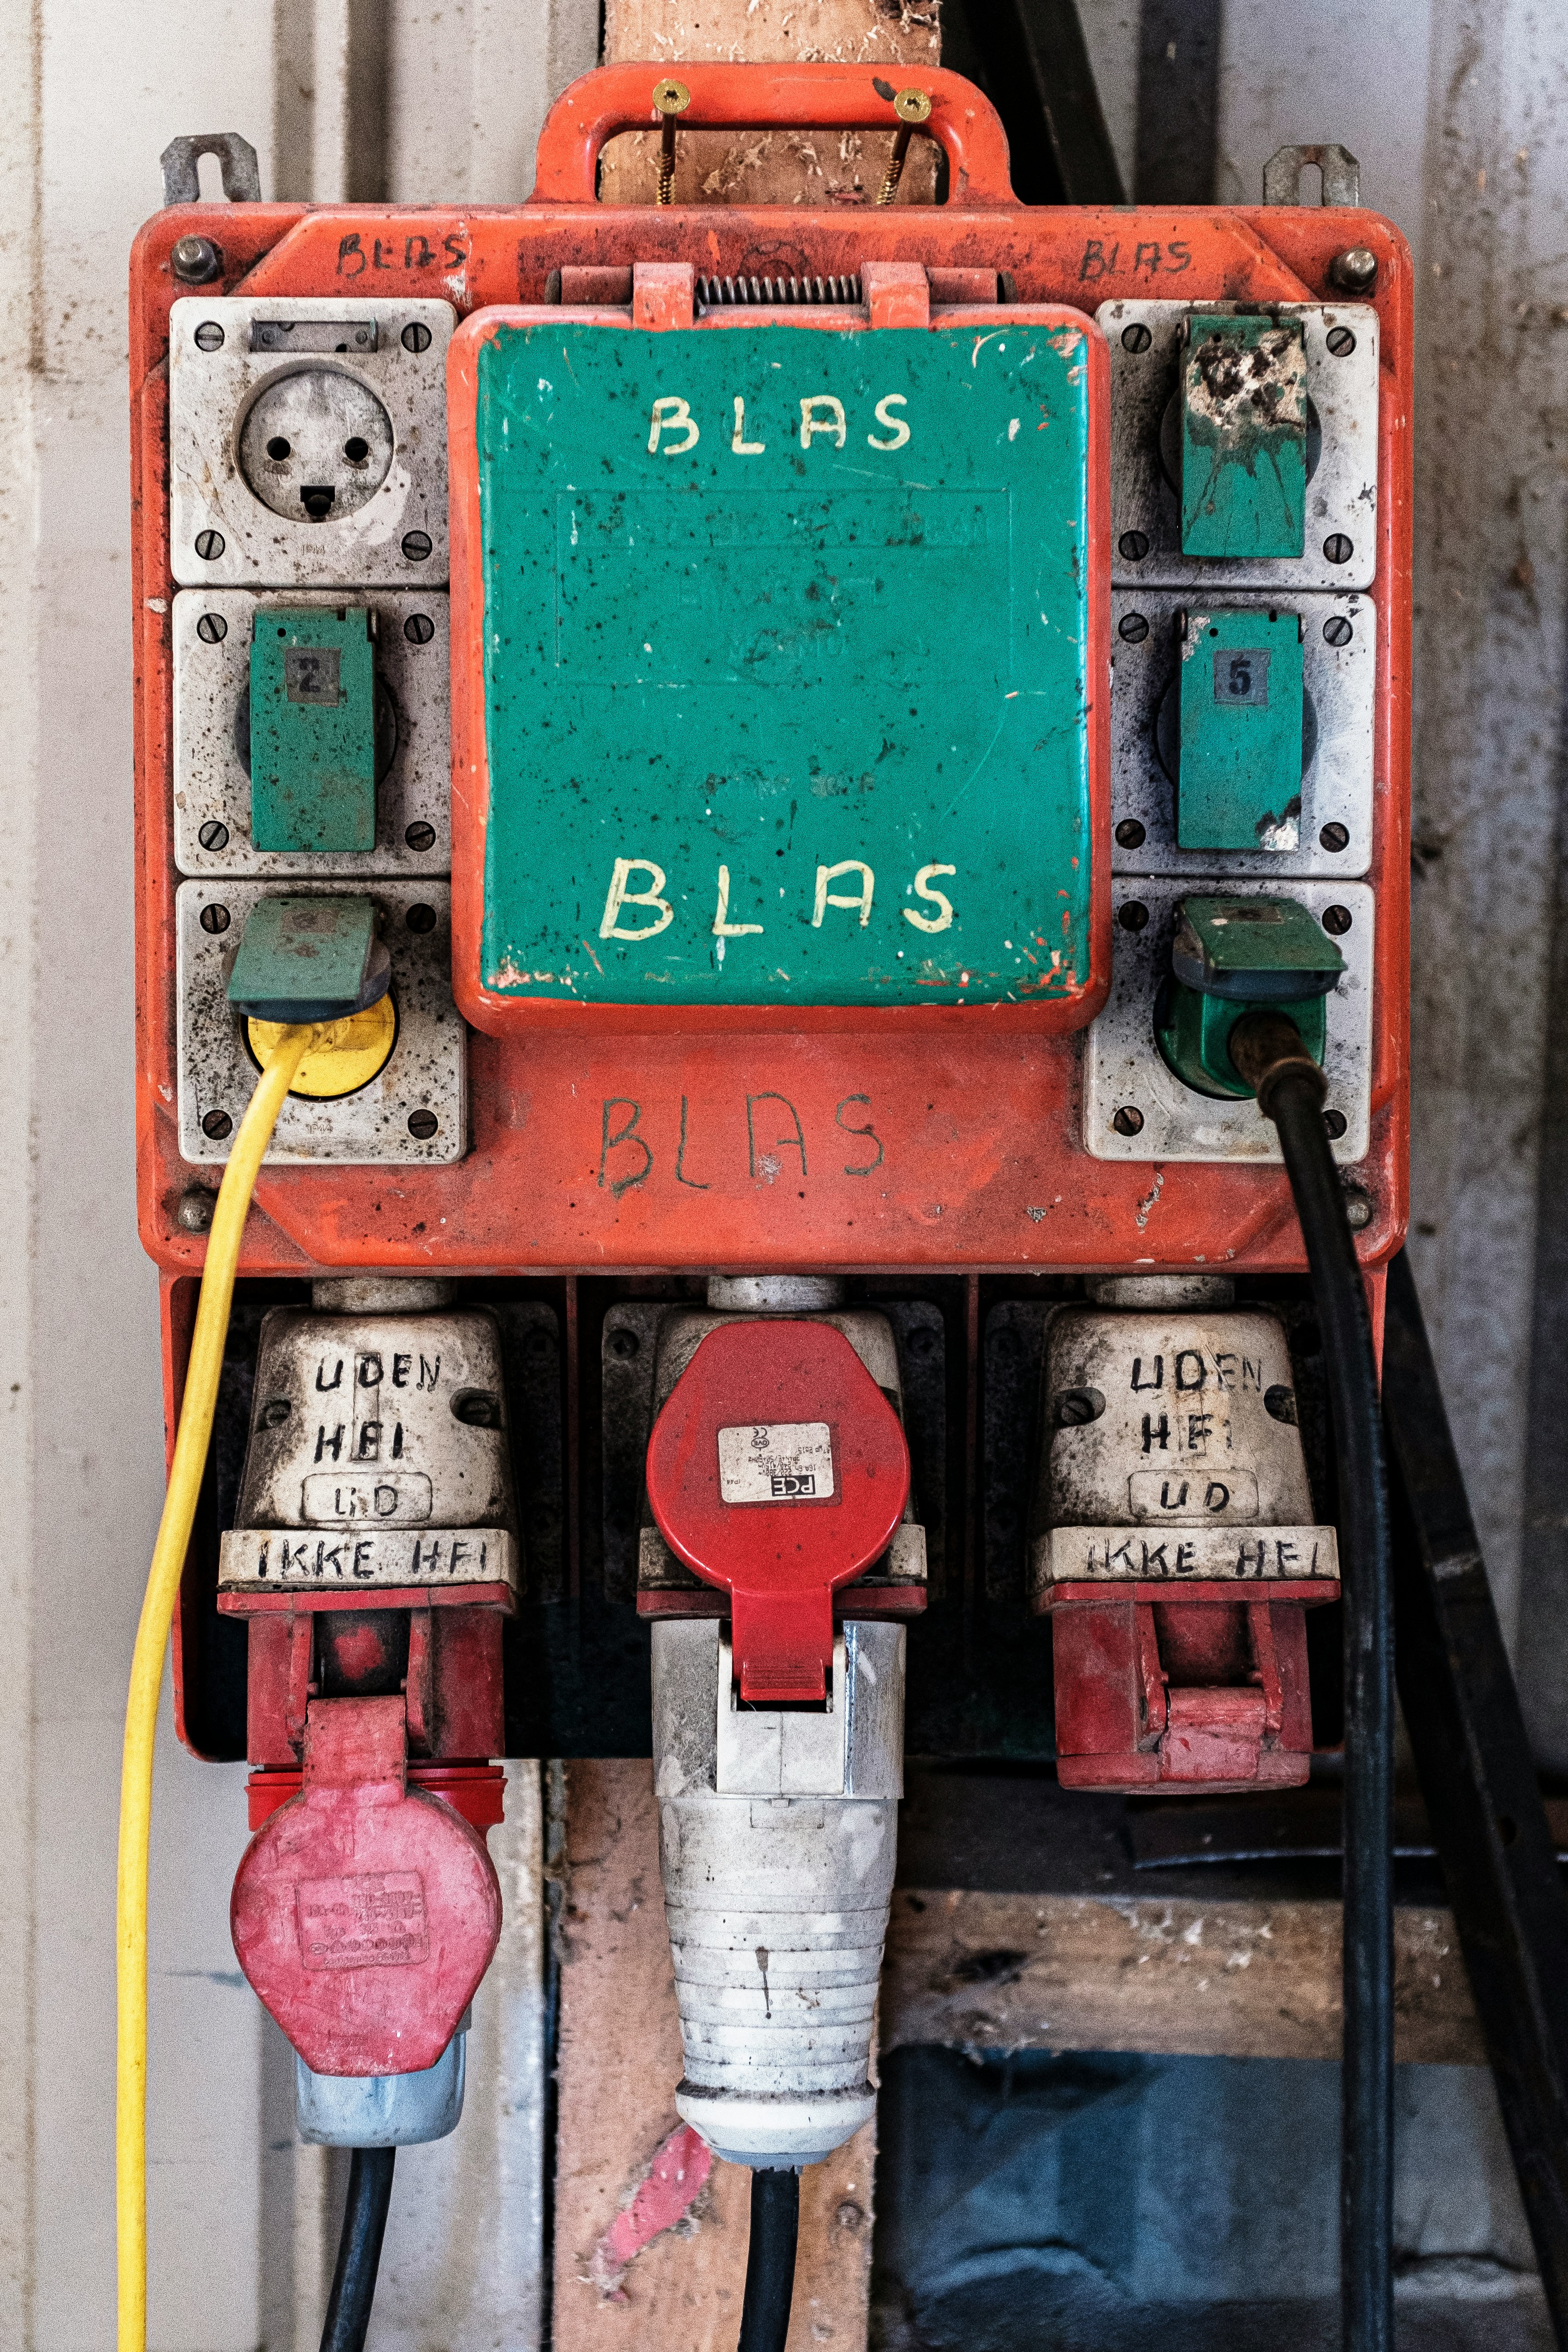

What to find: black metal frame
left=1386, top=1248, right=1568, bottom=2343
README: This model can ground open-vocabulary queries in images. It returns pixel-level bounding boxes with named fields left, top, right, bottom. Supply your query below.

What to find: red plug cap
left=231, top=1696, right=501, bottom=2076
left=645, top=1318, right=910, bottom=1702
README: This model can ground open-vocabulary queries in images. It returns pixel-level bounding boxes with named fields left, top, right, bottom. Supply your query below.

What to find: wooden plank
left=600, top=0, right=942, bottom=208
left=551, top=1758, right=874, bottom=2351
left=882, top=1887, right=1486, bottom=2066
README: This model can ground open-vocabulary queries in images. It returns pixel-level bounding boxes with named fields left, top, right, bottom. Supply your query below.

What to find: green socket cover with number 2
left=469, top=319, right=1098, bottom=1008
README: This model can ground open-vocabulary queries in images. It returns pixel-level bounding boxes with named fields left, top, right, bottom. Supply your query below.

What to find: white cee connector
left=651, top=1615, right=905, bottom=2169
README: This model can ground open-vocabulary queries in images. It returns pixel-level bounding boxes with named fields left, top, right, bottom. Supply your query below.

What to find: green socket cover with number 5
left=467, top=320, right=1099, bottom=1009
left=1178, top=608, right=1305, bottom=853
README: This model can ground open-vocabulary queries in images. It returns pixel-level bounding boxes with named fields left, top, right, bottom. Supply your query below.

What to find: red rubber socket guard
left=645, top=1318, right=910, bottom=1702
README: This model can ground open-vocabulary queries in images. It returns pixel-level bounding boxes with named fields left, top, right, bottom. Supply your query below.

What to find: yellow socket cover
left=246, top=996, right=397, bottom=1099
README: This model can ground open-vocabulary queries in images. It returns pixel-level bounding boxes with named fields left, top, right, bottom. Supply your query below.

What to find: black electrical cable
left=1231, top=1011, right=1392, bottom=2352
left=320, top=2146, right=397, bottom=2352
left=736, top=2167, right=800, bottom=2352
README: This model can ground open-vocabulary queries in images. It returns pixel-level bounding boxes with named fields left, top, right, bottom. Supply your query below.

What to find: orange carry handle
left=527, top=61, right=1019, bottom=209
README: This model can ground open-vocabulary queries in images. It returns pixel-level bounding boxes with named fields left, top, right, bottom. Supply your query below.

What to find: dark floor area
left=870, top=2047, right=1549, bottom=2351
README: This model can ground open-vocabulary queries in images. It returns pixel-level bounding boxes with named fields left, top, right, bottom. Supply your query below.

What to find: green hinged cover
left=1178, top=608, right=1304, bottom=851
left=468, top=319, right=1097, bottom=1008
left=1181, top=314, right=1307, bottom=562
left=227, top=894, right=387, bottom=1021
left=250, top=608, right=377, bottom=854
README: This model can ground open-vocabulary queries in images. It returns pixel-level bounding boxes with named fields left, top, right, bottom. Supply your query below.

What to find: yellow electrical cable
left=116, top=1023, right=318, bottom=2352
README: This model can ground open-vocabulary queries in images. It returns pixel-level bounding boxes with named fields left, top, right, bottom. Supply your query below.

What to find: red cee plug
left=645, top=1318, right=910, bottom=1703
left=231, top=1695, right=501, bottom=2076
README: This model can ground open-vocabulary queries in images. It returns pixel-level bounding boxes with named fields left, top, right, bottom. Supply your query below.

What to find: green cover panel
left=1178, top=608, right=1305, bottom=851
left=1180, top=314, right=1307, bottom=562
left=471, top=321, right=1096, bottom=1007
left=250, top=608, right=377, bottom=854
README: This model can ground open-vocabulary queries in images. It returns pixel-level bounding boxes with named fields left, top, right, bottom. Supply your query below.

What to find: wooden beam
left=550, top=1759, right=875, bottom=2351
left=882, top=1887, right=1486, bottom=2066
left=600, top=0, right=942, bottom=207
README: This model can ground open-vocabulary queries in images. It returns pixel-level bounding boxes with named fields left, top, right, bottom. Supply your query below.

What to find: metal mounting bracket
left=161, top=133, right=261, bottom=206
left=1263, top=144, right=1360, bottom=206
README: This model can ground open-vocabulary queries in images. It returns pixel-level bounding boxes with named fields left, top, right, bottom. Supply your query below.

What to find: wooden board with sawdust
left=882, top=1888, right=1486, bottom=2067
left=599, top=0, right=942, bottom=208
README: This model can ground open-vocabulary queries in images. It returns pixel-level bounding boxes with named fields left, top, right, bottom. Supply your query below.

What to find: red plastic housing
left=231, top=1696, right=502, bottom=2075
left=1043, top=1581, right=1338, bottom=1793
left=645, top=1318, right=911, bottom=1700
left=131, top=61, right=1412, bottom=1289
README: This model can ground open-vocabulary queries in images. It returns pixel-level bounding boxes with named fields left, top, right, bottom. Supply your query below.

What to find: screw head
left=1323, top=1109, right=1348, bottom=1139
left=194, top=611, right=228, bottom=644
left=1121, top=322, right=1153, bottom=353
left=1322, top=904, right=1353, bottom=936
left=1118, top=611, right=1150, bottom=643
left=193, top=320, right=225, bottom=352
left=1319, top=821, right=1350, bottom=853
left=1323, top=533, right=1354, bottom=566
left=1115, top=818, right=1147, bottom=849
left=201, top=1109, right=233, bottom=1140
left=401, top=531, right=433, bottom=562
left=1322, top=614, right=1353, bottom=647
left=1112, top=1105, right=1145, bottom=1137
left=406, top=902, right=438, bottom=934
left=1118, top=530, right=1150, bottom=562
left=893, top=87, right=933, bottom=123
left=404, top=611, right=436, bottom=645
left=407, top=1108, right=439, bottom=1140
left=171, top=234, right=222, bottom=285
left=401, top=321, right=433, bottom=353
left=1329, top=246, right=1378, bottom=294
left=199, top=901, right=231, bottom=934
left=1344, top=1188, right=1374, bottom=1230
left=1325, top=324, right=1357, bottom=357
left=198, top=819, right=230, bottom=852
left=194, top=528, right=226, bottom=561
left=175, top=1188, right=215, bottom=1233
left=608, top=1327, right=641, bottom=1360
left=404, top=821, right=436, bottom=852
left=1118, top=900, right=1150, bottom=932
left=653, top=76, right=692, bottom=114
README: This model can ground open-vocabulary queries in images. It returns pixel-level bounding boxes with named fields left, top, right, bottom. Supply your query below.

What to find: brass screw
left=653, top=78, right=690, bottom=207
left=878, top=88, right=933, bottom=206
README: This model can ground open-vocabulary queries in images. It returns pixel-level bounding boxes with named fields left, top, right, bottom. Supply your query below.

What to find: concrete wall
left=0, top=11, right=591, bottom=2346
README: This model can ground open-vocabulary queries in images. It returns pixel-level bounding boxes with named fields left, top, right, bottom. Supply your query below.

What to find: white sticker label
left=717, top=1422, right=835, bottom=1504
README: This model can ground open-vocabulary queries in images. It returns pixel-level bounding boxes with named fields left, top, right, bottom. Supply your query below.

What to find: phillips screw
left=653, top=79, right=690, bottom=206
left=878, top=88, right=933, bottom=206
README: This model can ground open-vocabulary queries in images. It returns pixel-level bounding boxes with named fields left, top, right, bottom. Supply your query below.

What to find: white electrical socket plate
left=1099, top=300, right=1379, bottom=593
left=1111, top=589, right=1375, bottom=881
left=176, top=879, right=466, bottom=1164
left=1084, top=877, right=1374, bottom=1164
left=169, top=296, right=454, bottom=589
left=172, top=588, right=450, bottom=878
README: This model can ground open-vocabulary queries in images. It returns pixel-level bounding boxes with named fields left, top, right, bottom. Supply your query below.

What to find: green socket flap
left=1173, top=894, right=1344, bottom=1003
left=249, top=608, right=376, bottom=854
left=227, top=894, right=388, bottom=1021
left=1181, top=314, right=1307, bottom=561
left=468, top=319, right=1098, bottom=1009
left=1177, top=608, right=1304, bottom=851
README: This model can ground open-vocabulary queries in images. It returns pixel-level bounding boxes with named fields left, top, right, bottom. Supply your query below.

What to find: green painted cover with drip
left=471, top=321, right=1096, bottom=1008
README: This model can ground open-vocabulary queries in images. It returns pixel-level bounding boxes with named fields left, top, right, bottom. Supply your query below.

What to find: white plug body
left=651, top=1616, right=905, bottom=2168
